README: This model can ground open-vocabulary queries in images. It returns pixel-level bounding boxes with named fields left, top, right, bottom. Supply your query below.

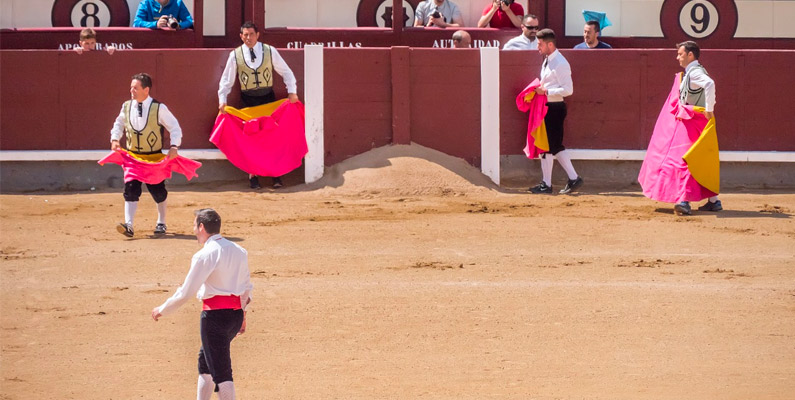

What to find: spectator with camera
left=478, top=0, right=524, bottom=29
left=502, top=14, right=539, bottom=50
left=414, top=0, right=464, bottom=28
left=133, top=0, right=194, bottom=30
left=574, top=21, right=612, bottom=49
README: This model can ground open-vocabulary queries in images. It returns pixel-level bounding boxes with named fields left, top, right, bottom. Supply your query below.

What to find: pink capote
left=98, top=150, right=202, bottom=184
left=638, top=73, right=717, bottom=203
left=515, top=78, right=548, bottom=159
left=210, top=101, right=308, bottom=177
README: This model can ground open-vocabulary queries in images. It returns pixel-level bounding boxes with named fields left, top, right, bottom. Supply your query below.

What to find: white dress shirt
left=683, top=60, right=716, bottom=112
left=157, top=234, right=253, bottom=316
left=218, top=42, right=298, bottom=106
left=540, top=49, right=573, bottom=102
left=502, top=35, right=538, bottom=51
left=109, top=96, right=182, bottom=147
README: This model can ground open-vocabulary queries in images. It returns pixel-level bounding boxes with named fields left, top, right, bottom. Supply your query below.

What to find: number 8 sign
left=51, top=0, right=130, bottom=27
left=660, top=0, right=738, bottom=42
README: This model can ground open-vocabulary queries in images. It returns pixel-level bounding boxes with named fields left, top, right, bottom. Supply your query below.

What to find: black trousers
left=197, top=309, right=245, bottom=386
left=123, top=180, right=167, bottom=203
left=544, top=102, right=568, bottom=155
left=241, top=90, right=275, bottom=108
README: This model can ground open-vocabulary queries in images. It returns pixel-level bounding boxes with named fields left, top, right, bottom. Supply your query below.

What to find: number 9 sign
left=660, top=0, right=737, bottom=42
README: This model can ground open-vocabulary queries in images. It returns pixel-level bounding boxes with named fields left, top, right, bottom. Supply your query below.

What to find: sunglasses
left=523, top=25, right=539, bottom=30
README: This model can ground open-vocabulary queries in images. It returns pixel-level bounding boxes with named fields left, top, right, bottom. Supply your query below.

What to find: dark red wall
left=1, top=48, right=794, bottom=166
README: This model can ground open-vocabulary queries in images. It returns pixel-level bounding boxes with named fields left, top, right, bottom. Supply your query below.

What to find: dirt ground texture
left=1, top=145, right=794, bottom=399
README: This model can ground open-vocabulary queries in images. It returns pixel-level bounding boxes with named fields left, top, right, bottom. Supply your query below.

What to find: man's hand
left=106, top=46, right=116, bottom=55
left=167, top=146, right=179, bottom=159
left=219, top=103, right=227, bottom=114
left=74, top=47, right=84, bottom=55
left=428, top=15, right=446, bottom=28
left=704, top=111, right=715, bottom=120
left=237, top=315, right=247, bottom=336
left=498, top=0, right=508, bottom=11
left=156, top=15, right=169, bottom=29
left=492, top=0, right=501, bottom=11
left=151, top=307, right=162, bottom=321
left=111, top=140, right=121, bottom=151
left=534, top=87, right=546, bottom=95
left=288, top=93, right=299, bottom=103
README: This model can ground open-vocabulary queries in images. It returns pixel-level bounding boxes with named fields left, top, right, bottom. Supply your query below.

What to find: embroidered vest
left=123, top=100, right=163, bottom=155
left=235, top=43, right=274, bottom=96
left=679, top=64, right=709, bottom=108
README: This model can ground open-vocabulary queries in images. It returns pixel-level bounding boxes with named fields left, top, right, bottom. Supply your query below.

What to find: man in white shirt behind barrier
left=502, top=14, right=540, bottom=51
left=152, top=208, right=253, bottom=400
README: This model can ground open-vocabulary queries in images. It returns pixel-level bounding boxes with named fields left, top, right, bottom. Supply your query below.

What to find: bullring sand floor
left=1, top=145, right=794, bottom=399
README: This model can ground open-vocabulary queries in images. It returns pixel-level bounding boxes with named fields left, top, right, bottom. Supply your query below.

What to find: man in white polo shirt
left=152, top=208, right=253, bottom=400
left=502, top=14, right=540, bottom=50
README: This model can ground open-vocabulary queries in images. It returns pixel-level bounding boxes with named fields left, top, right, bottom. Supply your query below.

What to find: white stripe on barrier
left=1, top=149, right=794, bottom=163
left=304, top=45, right=325, bottom=184
left=480, top=47, right=500, bottom=185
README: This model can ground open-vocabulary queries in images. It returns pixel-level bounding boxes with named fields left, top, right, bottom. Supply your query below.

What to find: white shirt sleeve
left=157, top=253, right=215, bottom=316
left=689, top=68, right=716, bottom=112
left=110, top=104, right=126, bottom=142
left=270, top=46, right=298, bottom=95
left=218, top=50, right=237, bottom=106
left=158, top=103, right=183, bottom=147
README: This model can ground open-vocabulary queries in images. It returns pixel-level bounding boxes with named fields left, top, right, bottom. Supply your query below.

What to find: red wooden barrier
left=1, top=48, right=794, bottom=166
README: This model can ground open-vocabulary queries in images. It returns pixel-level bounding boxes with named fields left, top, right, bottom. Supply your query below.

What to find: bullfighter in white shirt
left=218, top=21, right=299, bottom=190
left=528, top=29, right=583, bottom=195
left=152, top=208, right=253, bottom=400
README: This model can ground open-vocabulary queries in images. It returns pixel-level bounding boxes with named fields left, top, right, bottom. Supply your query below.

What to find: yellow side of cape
left=126, top=150, right=166, bottom=163
left=224, top=98, right=288, bottom=121
left=523, top=92, right=550, bottom=152
left=683, top=114, right=720, bottom=194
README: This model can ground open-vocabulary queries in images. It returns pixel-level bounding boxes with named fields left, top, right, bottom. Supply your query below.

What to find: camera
left=431, top=10, right=441, bottom=19
left=167, top=15, right=179, bottom=29
left=500, top=0, right=514, bottom=5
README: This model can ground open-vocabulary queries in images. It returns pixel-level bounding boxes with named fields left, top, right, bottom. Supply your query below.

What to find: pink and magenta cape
left=210, top=100, right=308, bottom=177
left=638, top=73, right=719, bottom=203
left=515, top=78, right=549, bottom=159
left=98, top=150, right=202, bottom=184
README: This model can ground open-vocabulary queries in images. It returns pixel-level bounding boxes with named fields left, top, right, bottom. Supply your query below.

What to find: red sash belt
left=202, top=295, right=242, bottom=311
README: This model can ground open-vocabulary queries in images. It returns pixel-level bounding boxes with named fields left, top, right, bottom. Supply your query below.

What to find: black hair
left=132, top=73, right=152, bottom=89
left=194, top=208, right=222, bottom=234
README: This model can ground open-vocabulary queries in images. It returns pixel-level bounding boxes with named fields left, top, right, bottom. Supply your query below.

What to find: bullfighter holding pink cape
left=100, top=73, right=201, bottom=238
left=210, top=99, right=308, bottom=180
left=639, top=41, right=722, bottom=216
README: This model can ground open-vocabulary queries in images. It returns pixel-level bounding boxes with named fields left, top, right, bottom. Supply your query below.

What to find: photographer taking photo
left=478, top=0, right=524, bottom=29
left=134, top=0, right=194, bottom=30
left=414, top=0, right=464, bottom=28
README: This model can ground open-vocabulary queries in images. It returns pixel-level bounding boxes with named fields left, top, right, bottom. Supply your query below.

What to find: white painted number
left=70, top=0, right=112, bottom=27
left=679, top=0, right=719, bottom=38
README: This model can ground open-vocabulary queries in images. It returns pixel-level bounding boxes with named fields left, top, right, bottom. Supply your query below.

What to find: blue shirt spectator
left=133, top=0, right=194, bottom=30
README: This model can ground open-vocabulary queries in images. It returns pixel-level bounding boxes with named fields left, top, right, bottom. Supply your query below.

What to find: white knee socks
left=196, top=374, right=214, bottom=400
left=124, top=201, right=138, bottom=226
left=708, top=196, right=719, bottom=203
left=541, top=155, right=554, bottom=186
left=217, top=381, right=236, bottom=400
left=554, top=150, right=579, bottom=180
left=156, top=200, right=167, bottom=225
